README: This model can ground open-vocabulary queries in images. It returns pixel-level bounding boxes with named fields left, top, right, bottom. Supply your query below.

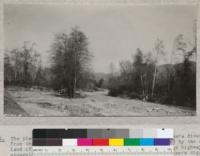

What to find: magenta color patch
left=77, top=139, right=92, bottom=146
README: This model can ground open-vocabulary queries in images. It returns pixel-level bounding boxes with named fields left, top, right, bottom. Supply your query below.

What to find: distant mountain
left=93, top=72, right=112, bottom=88
left=94, top=72, right=110, bottom=81
left=173, top=61, right=196, bottom=72
left=159, top=61, right=195, bottom=74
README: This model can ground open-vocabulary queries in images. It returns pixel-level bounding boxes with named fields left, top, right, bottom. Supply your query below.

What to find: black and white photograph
left=4, top=4, right=197, bottom=116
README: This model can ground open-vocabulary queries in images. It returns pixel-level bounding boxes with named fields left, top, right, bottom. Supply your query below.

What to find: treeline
left=108, top=35, right=196, bottom=108
left=4, top=27, right=196, bottom=107
left=4, top=42, right=43, bottom=86
left=4, top=27, right=96, bottom=98
left=4, top=42, right=54, bottom=88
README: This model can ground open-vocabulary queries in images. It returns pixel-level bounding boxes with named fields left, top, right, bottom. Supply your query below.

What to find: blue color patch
left=140, top=138, right=154, bottom=146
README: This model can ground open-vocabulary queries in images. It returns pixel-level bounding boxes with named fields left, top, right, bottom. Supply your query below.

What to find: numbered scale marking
left=33, top=146, right=174, bottom=156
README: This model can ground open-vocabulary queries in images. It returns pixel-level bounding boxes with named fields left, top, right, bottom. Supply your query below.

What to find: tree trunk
left=151, top=65, right=157, bottom=98
left=140, top=75, right=144, bottom=98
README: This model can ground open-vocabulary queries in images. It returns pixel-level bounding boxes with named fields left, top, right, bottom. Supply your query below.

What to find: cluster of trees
left=4, top=42, right=42, bottom=86
left=108, top=35, right=196, bottom=108
left=51, top=27, right=93, bottom=98
left=4, top=27, right=94, bottom=98
left=4, top=26, right=196, bottom=108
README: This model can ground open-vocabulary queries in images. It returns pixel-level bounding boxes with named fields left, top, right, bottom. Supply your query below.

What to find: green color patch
left=124, top=138, right=140, bottom=146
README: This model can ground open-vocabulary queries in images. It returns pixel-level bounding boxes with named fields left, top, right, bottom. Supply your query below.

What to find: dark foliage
left=108, top=47, right=196, bottom=109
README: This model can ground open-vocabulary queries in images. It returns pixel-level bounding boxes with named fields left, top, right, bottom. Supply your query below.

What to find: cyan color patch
left=140, top=138, right=154, bottom=146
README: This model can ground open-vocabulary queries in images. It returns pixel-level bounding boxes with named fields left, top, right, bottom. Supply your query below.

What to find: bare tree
left=68, top=27, right=92, bottom=97
left=119, top=60, right=132, bottom=79
left=109, top=62, right=116, bottom=77
left=5, top=42, right=40, bottom=86
left=151, top=38, right=165, bottom=97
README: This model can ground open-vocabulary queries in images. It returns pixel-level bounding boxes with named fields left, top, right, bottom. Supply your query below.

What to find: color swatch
left=32, top=129, right=173, bottom=146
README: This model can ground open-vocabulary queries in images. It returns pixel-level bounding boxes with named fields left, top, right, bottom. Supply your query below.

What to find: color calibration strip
left=33, top=138, right=172, bottom=146
left=32, top=129, right=173, bottom=146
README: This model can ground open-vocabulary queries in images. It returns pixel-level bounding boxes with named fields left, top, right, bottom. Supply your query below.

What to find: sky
left=4, top=4, right=198, bottom=73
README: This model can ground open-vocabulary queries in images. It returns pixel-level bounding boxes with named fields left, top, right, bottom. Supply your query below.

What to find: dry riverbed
left=4, top=88, right=195, bottom=116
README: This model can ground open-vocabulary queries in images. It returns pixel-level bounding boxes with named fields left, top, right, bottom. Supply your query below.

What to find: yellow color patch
left=109, top=138, right=124, bottom=146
